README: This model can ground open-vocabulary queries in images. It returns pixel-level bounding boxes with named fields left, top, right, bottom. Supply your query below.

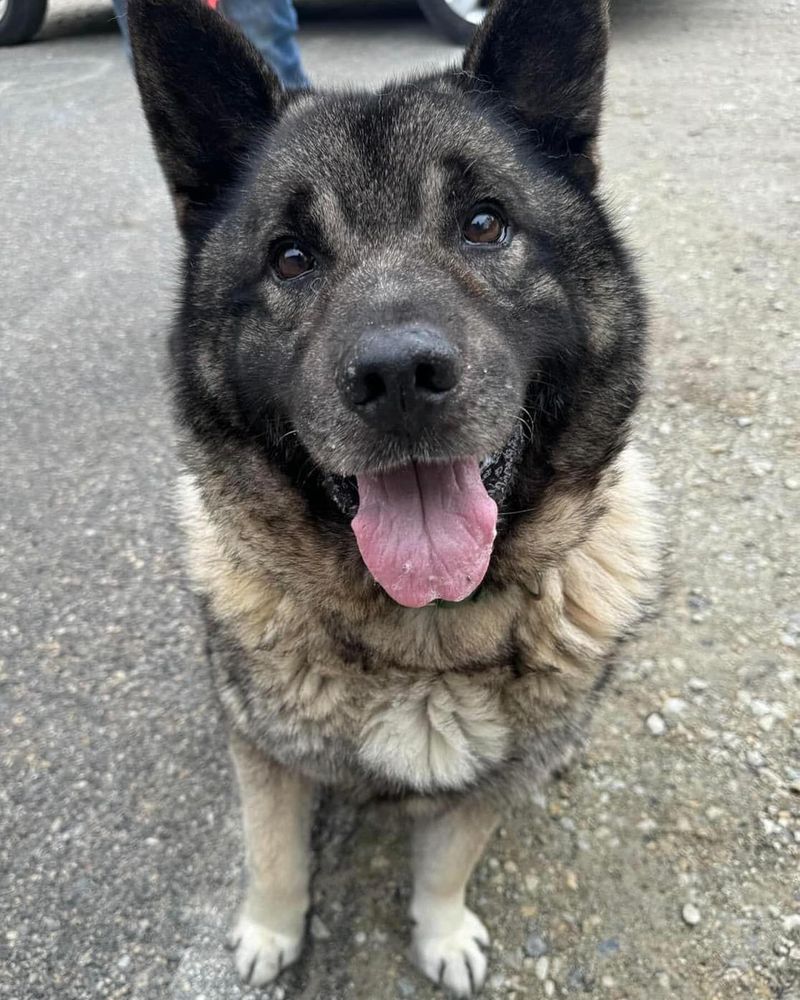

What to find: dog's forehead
left=265, top=85, right=505, bottom=207
left=301, top=86, right=478, bottom=160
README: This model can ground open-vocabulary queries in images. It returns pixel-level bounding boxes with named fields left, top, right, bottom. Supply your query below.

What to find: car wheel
left=417, top=0, right=487, bottom=46
left=0, top=0, right=48, bottom=44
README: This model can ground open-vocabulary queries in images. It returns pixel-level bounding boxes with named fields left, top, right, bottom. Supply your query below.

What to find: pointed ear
left=463, top=0, right=609, bottom=189
left=128, top=0, right=285, bottom=235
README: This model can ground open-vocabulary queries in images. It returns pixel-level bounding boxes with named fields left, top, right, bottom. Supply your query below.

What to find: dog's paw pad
left=411, top=909, right=489, bottom=997
left=227, top=914, right=303, bottom=987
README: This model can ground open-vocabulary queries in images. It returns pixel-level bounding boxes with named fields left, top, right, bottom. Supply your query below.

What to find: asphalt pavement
left=1, top=1, right=799, bottom=998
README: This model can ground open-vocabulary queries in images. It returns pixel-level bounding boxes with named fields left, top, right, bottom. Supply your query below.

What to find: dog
left=128, top=0, right=660, bottom=993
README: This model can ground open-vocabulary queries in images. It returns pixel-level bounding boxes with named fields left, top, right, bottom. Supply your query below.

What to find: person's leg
left=223, top=0, right=309, bottom=89
left=110, top=0, right=131, bottom=58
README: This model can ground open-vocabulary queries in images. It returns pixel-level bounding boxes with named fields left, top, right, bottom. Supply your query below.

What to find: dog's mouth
left=322, top=425, right=525, bottom=608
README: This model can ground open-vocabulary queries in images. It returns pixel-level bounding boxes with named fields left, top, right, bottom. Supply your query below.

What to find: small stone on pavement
left=682, top=903, right=701, bottom=926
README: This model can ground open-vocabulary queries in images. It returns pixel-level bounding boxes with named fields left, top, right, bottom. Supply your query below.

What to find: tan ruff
left=177, top=446, right=659, bottom=792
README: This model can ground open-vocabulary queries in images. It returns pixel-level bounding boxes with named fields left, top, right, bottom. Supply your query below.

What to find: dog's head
left=129, top=0, right=645, bottom=608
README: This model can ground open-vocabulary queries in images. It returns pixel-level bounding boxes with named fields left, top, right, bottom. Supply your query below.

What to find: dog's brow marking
left=420, top=158, right=449, bottom=208
left=307, top=187, right=348, bottom=248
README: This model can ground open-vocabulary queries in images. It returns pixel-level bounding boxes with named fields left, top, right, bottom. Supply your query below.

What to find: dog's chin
left=320, top=421, right=526, bottom=520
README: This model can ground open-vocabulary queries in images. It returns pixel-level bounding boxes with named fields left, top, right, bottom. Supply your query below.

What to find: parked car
left=0, top=0, right=486, bottom=46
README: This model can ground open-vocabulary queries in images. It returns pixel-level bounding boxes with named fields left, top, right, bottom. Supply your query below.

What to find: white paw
left=411, top=908, right=490, bottom=997
left=227, top=912, right=303, bottom=987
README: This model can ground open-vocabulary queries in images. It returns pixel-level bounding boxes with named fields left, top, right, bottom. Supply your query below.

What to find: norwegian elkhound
left=128, top=0, right=660, bottom=993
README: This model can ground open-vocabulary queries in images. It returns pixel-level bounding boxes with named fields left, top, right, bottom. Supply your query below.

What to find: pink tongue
left=352, top=459, right=498, bottom=608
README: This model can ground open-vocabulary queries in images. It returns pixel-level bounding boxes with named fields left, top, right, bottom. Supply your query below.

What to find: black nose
left=341, top=328, right=461, bottom=432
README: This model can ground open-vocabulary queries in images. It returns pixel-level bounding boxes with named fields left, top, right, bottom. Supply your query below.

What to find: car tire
left=417, top=0, right=486, bottom=46
left=0, top=0, right=48, bottom=44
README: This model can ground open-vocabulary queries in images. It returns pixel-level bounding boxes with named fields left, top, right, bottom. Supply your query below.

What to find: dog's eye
left=271, top=241, right=315, bottom=280
left=462, top=207, right=507, bottom=245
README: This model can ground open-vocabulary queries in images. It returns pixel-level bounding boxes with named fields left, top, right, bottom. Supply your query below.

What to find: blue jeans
left=223, top=0, right=309, bottom=89
left=112, top=0, right=309, bottom=90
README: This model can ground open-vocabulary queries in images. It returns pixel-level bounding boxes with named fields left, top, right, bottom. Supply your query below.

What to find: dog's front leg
left=410, top=799, right=498, bottom=997
left=227, top=732, right=314, bottom=988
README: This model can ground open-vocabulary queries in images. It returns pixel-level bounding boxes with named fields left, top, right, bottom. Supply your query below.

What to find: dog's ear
left=128, top=0, right=285, bottom=235
left=463, top=0, right=609, bottom=189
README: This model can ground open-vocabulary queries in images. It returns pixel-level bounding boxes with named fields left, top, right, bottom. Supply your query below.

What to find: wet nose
left=340, top=328, right=461, bottom=433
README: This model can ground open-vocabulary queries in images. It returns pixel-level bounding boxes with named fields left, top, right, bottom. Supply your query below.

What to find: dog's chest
left=184, top=447, right=661, bottom=794
left=355, top=673, right=510, bottom=791
left=246, top=637, right=514, bottom=792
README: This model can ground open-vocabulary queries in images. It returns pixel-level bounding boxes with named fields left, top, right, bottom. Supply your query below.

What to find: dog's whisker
left=276, top=428, right=299, bottom=446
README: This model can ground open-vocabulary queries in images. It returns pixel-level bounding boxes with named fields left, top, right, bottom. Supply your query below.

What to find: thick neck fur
left=178, top=434, right=659, bottom=675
